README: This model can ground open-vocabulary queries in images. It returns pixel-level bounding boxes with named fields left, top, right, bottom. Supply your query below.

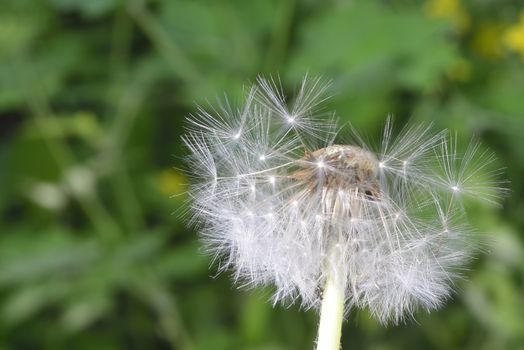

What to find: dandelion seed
left=183, top=76, right=506, bottom=350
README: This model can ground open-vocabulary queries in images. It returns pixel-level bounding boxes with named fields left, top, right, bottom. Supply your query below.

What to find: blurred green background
left=1, top=0, right=523, bottom=349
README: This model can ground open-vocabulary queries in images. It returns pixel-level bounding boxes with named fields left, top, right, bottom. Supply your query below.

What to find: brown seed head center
left=292, top=145, right=381, bottom=198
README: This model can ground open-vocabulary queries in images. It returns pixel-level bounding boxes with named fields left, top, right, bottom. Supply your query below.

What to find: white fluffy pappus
left=183, top=76, right=506, bottom=325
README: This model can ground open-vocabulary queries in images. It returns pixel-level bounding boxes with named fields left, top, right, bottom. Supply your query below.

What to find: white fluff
left=183, top=76, right=505, bottom=324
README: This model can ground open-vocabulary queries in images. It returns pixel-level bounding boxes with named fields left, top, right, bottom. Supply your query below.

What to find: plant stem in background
left=128, top=0, right=202, bottom=85
left=316, top=275, right=345, bottom=350
left=265, top=0, right=296, bottom=70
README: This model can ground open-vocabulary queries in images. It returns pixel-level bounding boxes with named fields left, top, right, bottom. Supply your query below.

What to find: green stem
left=265, top=0, right=296, bottom=71
left=127, top=0, right=202, bottom=84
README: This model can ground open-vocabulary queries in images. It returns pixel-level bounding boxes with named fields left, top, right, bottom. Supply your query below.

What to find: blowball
left=183, top=76, right=505, bottom=324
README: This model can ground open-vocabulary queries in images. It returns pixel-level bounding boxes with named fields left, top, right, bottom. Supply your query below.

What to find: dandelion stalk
left=316, top=274, right=345, bottom=350
left=183, top=76, right=506, bottom=349
left=317, top=195, right=349, bottom=350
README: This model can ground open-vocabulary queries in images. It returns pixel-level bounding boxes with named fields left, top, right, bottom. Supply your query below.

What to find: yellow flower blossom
left=425, top=0, right=470, bottom=31
left=157, top=169, right=187, bottom=197
left=504, top=13, right=524, bottom=60
left=471, top=23, right=505, bottom=59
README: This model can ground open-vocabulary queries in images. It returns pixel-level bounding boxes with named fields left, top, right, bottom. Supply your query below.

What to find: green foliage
left=0, top=0, right=523, bottom=349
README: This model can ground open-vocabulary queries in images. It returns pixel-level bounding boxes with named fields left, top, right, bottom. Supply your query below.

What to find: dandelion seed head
left=183, top=76, right=507, bottom=325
